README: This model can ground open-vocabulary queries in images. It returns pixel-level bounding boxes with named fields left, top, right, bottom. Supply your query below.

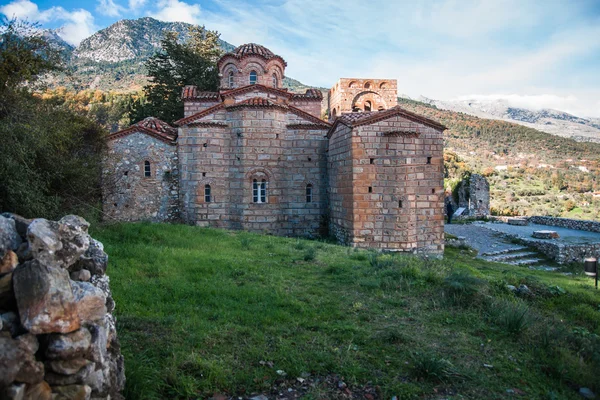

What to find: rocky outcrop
left=0, top=214, right=124, bottom=400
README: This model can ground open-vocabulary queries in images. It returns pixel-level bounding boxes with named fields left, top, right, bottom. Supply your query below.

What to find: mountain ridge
left=415, top=95, right=600, bottom=143
left=44, top=17, right=318, bottom=93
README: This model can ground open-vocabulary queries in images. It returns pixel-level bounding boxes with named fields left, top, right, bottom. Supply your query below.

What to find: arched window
left=253, top=179, right=267, bottom=203
left=364, top=82, right=371, bottom=89
left=144, top=161, right=151, bottom=177
left=379, top=82, right=387, bottom=89
left=331, top=108, right=337, bottom=118
left=306, top=184, right=313, bottom=203
left=272, top=73, right=277, bottom=88
left=204, top=184, right=211, bottom=202
left=364, top=101, right=372, bottom=112
left=348, top=81, right=357, bottom=88
left=249, top=70, right=257, bottom=85
left=228, top=71, right=234, bottom=88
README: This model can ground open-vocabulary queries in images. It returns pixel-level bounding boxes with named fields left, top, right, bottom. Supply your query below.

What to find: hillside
left=397, top=97, right=600, bottom=219
left=44, top=17, right=318, bottom=93
left=417, top=96, right=600, bottom=143
left=93, top=222, right=600, bottom=399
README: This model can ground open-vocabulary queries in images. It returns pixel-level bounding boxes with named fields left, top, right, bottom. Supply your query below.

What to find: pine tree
left=130, top=27, right=223, bottom=124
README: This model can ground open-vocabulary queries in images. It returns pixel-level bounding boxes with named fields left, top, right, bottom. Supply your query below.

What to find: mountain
left=398, top=97, right=600, bottom=220
left=417, top=96, right=600, bottom=143
left=44, top=17, right=316, bottom=93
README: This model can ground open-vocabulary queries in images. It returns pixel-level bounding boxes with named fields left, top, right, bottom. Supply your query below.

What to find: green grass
left=92, top=222, right=600, bottom=399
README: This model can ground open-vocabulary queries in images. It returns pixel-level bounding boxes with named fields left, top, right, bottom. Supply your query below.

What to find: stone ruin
left=450, top=173, right=490, bottom=218
left=0, top=213, right=124, bottom=400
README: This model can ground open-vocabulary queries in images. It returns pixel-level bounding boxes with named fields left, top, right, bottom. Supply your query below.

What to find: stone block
left=13, top=260, right=80, bottom=334
left=532, top=230, right=560, bottom=239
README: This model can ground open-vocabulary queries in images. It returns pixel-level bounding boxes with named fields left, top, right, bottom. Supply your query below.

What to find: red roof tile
left=107, top=117, right=177, bottom=143
left=218, top=43, right=287, bottom=68
left=182, top=86, right=220, bottom=101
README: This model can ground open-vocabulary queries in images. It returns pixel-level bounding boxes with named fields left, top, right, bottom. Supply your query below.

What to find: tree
left=0, top=19, right=107, bottom=219
left=0, top=18, right=62, bottom=94
left=130, top=27, right=223, bottom=124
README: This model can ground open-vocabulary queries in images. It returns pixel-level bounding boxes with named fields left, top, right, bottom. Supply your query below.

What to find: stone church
left=103, top=43, right=446, bottom=255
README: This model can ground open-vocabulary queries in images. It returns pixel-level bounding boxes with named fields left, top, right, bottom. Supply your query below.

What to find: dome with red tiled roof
left=217, top=43, right=287, bottom=68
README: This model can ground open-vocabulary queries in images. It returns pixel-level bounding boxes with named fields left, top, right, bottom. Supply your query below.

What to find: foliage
left=398, top=98, right=600, bottom=220
left=0, top=18, right=63, bottom=93
left=92, top=223, right=600, bottom=399
left=0, top=19, right=106, bottom=218
left=129, top=27, right=222, bottom=124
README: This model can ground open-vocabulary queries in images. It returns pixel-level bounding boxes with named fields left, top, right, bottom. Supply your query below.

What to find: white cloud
left=0, top=0, right=96, bottom=45
left=183, top=0, right=600, bottom=117
left=96, top=0, right=125, bottom=17
left=129, top=0, right=147, bottom=10
left=151, top=0, right=202, bottom=24
left=54, top=9, right=96, bottom=45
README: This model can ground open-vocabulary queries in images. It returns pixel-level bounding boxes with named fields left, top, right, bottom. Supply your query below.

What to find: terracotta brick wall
left=219, top=56, right=286, bottom=90
left=328, top=124, right=355, bottom=244
left=178, top=102, right=329, bottom=237
left=328, top=78, right=398, bottom=117
left=328, top=115, right=444, bottom=254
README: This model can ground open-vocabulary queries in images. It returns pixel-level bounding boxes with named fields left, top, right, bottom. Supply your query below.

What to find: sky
left=1, top=0, right=600, bottom=117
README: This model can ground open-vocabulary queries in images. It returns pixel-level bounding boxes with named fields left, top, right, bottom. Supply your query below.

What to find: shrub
left=409, top=352, right=454, bottom=381
left=489, top=300, right=531, bottom=337
left=303, top=247, right=317, bottom=261
left=239, top=235, right=251, bottom=250
left=443, top=271, right=484, bottom=304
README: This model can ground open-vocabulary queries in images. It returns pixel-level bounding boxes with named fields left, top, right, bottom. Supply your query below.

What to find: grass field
left=92, top=223, right=600, bottom=400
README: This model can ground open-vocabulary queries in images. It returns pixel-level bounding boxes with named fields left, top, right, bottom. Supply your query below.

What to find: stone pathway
left=445, top=224, right=553, bottom=269
left=478, top=221, right=600, bottom=245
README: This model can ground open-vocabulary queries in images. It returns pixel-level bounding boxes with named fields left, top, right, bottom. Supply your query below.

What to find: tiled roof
left=220, top=84, right=293, bottom=99
left=218, top=43, right=287, bottom=67
left=233, top=43, right=276, bottom=59
left=328, top=106, right=446, bottom=137
left=182, top=86, right=220, bottom=100
left=136, top=117, right=177, bottom=135
left=292, top=88, right=324, bottom=101
left=226, top=97, right=282, bottom=109
left=107, top=117, right=177, bottom=143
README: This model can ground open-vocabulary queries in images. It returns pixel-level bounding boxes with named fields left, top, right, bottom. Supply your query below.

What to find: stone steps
left=486, top=251, right=539, bottom=262
left=506, top=258, right=546, bottom=266
left=480, top=246, right=528, bottom=257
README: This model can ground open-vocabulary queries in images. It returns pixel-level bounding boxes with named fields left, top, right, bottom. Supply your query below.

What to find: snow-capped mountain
left=417, top=96, right=600, bottom=143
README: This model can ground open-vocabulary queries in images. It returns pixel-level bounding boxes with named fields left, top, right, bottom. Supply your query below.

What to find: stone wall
left=328, top=78, right=398, bottom=118
left=468, top=174, right=490, bottom=217
left=103, top=131, right=179, bottom=222
left=178, top=103, right=329, bottom=237
left=528, top=216, right=600, bottom=233
left=328, top=114, right=444, bottom=255
left=0, top=213, right=124, bottom=400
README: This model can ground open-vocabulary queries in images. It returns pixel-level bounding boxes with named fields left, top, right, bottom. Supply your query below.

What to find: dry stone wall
left=528, top=216, right=600, bottom=233
left=0, top=213, right=124, bottom=400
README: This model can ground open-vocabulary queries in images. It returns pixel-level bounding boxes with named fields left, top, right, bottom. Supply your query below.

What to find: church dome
left=233, top=43, right=277, bottom=59
left=218, top=43, right=287, bottom=68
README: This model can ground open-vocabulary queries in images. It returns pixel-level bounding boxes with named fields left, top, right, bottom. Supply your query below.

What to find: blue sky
left=1, top=0, right=600, bottom=117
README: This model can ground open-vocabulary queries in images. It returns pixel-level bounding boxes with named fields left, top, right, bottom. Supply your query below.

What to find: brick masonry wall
left=328, top=124, right=355, bottom=244
left=178, top=100, right=329, bottom=237
left=184, top=100, right=220, bottom=118
left=103, top=132, right=179, bottom=222
left=219, top=56, right=286, bottom=90
left=328, top=78, right=398, bottom=117
left=290, top=99, right=322, bottom=118
left=329, top=116, right=444, bottom=254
